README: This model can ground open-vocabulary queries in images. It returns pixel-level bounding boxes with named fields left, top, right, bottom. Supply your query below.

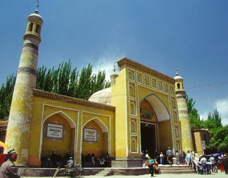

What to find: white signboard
left=83, top=128, right=98, bottom=142
left=46, top=123, right=64, bottom=140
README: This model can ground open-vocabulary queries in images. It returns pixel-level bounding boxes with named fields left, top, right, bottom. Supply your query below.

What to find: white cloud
left=215, top=99, right=228, bottom=126
left=92, top=51, right=125, bottom=81
left=200, top=112, right=208, bottom=121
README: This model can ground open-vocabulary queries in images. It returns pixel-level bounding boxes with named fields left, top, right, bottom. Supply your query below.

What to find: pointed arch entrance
left=140, top=94, right=172, bottom=157
left=40, top=111, right=76, bottom=166
left=81, top=117, right=109, bottom=166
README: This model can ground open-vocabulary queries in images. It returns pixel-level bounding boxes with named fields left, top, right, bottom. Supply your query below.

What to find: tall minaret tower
left=5, top=5, right=43, bottom=166
left=174, top=70, right=194, bottom=154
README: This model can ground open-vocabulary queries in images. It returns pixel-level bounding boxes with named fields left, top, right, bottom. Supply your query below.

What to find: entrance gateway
left=139, top=93, right=173, bottom=159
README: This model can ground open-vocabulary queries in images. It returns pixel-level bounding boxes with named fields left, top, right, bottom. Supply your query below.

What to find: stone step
left=160, top=170, right=196, bottom=174
left=159, top=165, right=192, bottom=170
left=159, top=165, right=195, bottom=174
left=95, top=169, right=111, bottom=176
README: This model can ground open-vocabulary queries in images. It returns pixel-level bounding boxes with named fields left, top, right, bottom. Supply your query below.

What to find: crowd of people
left=81, top=153, right=111, bottom=167
left=41, top=151, right=112, bottom=168
left=142, top=147, right=180, bottom=166
left=185, top=150, right=228, bottom=175
left=41, top=151, right=73, bottom=168
left=142, top=148, right=228, bottom=176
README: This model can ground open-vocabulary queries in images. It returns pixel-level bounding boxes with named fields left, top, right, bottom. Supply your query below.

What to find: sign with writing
left=83, top=127, right=98, bottom=142
left=46, top=123, right=64, bottom=140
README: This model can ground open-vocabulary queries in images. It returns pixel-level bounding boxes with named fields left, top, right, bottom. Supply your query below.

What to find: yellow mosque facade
left=4, top=8, right=193, bottom=167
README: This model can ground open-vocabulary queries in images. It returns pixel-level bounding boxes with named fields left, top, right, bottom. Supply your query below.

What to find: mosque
left=4, top=7, right=195, bottom=167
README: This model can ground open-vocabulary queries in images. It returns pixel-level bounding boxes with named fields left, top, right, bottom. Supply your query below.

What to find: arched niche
left=82, top=118, right=109, bottom=162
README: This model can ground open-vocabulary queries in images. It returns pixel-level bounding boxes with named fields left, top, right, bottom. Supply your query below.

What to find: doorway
left=141, top=122, right=156, bottom=157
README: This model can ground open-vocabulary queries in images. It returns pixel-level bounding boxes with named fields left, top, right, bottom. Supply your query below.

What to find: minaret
left=5, top=5, right=43, bottom=166
left=174, top=70, right=194, bottom=154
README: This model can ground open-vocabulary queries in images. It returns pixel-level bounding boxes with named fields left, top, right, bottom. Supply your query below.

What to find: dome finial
left=176, top=68, right=179, bottom=76
left=35, top=0, right=39, bottom=14
left=113, top=63, right=116, bottom=73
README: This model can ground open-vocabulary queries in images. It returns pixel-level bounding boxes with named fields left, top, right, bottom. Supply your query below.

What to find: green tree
left=75, top=63, right=93, bottom=99
left=209, top=125, right=228, bottom=152
left=205, top=109, right=223, bottom=132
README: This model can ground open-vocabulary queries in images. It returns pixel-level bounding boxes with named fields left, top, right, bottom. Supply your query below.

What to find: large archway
left=140, top=94, right=172, bottom=157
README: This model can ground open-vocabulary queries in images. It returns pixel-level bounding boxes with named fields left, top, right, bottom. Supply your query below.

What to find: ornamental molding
left=117, top=57, right=175, bottom=83
left=33, top=89, right=115, bottom=111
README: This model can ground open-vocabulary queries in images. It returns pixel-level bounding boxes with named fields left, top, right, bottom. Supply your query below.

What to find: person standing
left=148, top=156, right=155, bottom=177
left=166, top=147, right=173, bottom=166
left=0, top=149, right=21, bottom=178
left=209, top=156, right=215, bottom=172
left=185, top=151, right=191, bottom=165
left=200, top=156, right=207, bottom=174
left=66, top=157, right=74, bottom=174
left=154, top=150, right=159, bottom=164
left=175, top=151, right=180, bottom=165
left=160, top=152, right=164, bottom=165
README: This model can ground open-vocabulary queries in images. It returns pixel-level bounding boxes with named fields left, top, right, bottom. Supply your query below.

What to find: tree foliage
left=0, top=74, right=16, bottom=120
left=186, top=94, right=227, bottom=152
left=209, top=126, right=228, bottom=152
left=36, top=60, right=110, bottom=99
left=205, top=109, right=223, bottom=132
left=0, top=60, right=110, bottom=120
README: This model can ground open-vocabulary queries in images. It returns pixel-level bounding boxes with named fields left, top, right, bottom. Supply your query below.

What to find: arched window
left=144, top=77, right=149, bottom=86
left=130, top=120, right=136, bottom=133
left=131, top=138, right=137, bottom=152
left=130, top=103, right=135, bottom=114
left=29, top=23, right=33, bottom=31
left=130, top=102, right=136, bottom=115
left=128, top=70, right=134, bottom=80
left=129, top=85, right=135, bottom=97
left=137, top=73, right=142, bottom=83
left=36, top=24, right=40, bottom=34
left=175, top=127, right=179, bottom=138
left=177, top=83, right=180, bottom=89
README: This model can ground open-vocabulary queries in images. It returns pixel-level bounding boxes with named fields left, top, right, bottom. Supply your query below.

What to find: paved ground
left=22, top=171, right=227, bottom=178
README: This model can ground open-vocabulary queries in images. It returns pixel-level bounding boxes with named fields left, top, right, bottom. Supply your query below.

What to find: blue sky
left=1, top=0, right=228, bottom=125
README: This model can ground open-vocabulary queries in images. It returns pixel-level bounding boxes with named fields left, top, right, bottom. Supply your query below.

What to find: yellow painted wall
left=28, top=93, right=115, bottom=166
left=158, top=120, right=172, bottom=152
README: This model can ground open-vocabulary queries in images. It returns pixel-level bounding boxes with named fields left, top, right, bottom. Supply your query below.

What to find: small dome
left=174, top=69, right=183, bottom=80
left=174, top=75, right=183, bottom=80
left=28, top=9, right=43, bottom=24
left=88, top=88, right=112, bottom=105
